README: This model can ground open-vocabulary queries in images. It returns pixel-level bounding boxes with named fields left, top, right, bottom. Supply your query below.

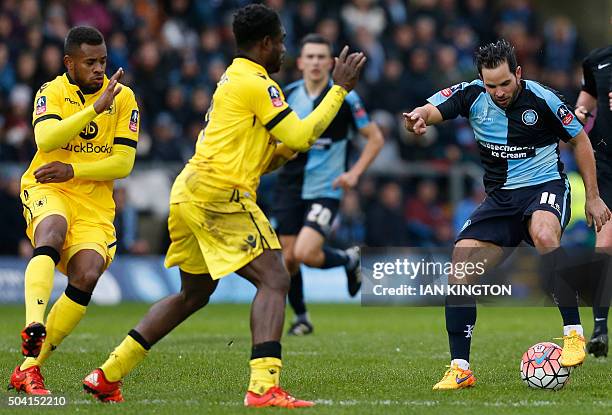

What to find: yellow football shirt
left=22, top=73, right=139, bottom=214
left=170, top=57, right=293, bottom=203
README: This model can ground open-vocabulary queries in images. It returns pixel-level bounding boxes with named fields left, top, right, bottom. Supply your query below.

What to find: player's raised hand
left=585, top=196, right=612, bottom=233
left=93, top=67, right=124, bottom=114
left=332, top=46, right=367, bottom=92
left=403, top=111, right=427, bottom=135
left=574, top=105, right=590, bottom=123
left=34, top=161, right=74, bottom=183
left=332, top=171, right=359, bottom=191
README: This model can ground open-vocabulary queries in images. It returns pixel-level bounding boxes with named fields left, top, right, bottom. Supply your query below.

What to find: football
left=520, top=342, right=571, bottom=390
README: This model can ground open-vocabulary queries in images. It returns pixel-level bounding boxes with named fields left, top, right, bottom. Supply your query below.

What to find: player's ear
left=515, top=65, right=522, bottom=81
left=261, top=35, right=272, bottom=52
left=64, top=55, right=73, bottom=72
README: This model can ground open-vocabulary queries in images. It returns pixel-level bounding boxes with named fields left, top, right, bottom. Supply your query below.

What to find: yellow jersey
left=22, top=73, right=139, bottom=214
left=171, top=57, right=292, bottom=203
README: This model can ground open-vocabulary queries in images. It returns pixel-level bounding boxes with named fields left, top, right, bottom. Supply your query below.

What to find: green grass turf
left=0, top=304, right=610, bottom=414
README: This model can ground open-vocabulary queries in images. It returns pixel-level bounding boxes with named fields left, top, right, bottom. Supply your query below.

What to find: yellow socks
left=100, top=330, right=150, bottom=382
left=24, top=248, right=59, bottom=325
left=21, top=285, right=90, bottom=371
left=247, top=341, right=282, bottom=395
left=248, top=357, right=282, bottom=395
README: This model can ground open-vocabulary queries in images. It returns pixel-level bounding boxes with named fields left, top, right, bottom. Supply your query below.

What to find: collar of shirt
left=62, top=72, right=109, bottom=99
left=233, top=56, right=269, bottom=77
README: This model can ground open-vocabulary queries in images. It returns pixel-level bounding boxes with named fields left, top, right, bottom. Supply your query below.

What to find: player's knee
left=283, top=251, right=299, bottom=275
left=37, top=229, right=66, bottom=252
left=181, top=290, right=211, bottom=312
left=531, top=227, right=559, bottom=248
left=293, top=245, right=318, bottom=266
left=70, top=270, right=101, bottom=292
left=261, top=267, right=291, bottom=293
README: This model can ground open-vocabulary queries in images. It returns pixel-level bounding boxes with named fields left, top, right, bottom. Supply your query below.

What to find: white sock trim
left=563, top=324, right=584, bottom=336
left=450, top=359, right=469, bottom=370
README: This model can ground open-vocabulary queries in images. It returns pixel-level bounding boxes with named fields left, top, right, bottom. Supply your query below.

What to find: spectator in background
left=150, top=112, right=184, bottom=162
left=5, top=85, right=34, bottom=162
left=388, top=24, right=415, bottom=66
left=404, top=47, right=435, bottom=110
left=543, top=16, right=582, bottom=74
left=133, top=41, right=168, bottom=116
left=107, top=31, right=130, bottom=74
left=464, top=0, right=495, bottom=43
left=33, top=44, right=63, bottom=89
left=354, top=26, right=385, bottom=84
left=15, top=51, right=37, bottom=87
left=316, top=18, right=344, bottom=54
left=413, top=16, right=438, bottom=52
left=24, top=26, right=44, bottom=53
left=433, top=45, right=464, bottom=89
left=405, top=180, right=449, bottom=246
left=43, top=3, right=70, bottom=43
left=293, top=0, right=319, bottom=41
left=333, top=190, right=366, bottom=247
left=69, top=0, right=113, bottom=36
left=0, top=176, right=31, bottom=257
left=196, top=27, right=226, bottom=69
left=113, top=186, right=150, bottom=255
left=164, top=85, right=188, bottom=130
left=341, top=0, right=386, bottom=38
left=366, top=181, right=407, bottom=246
left=0, top=43, right=15, bottom=95
left=381, top=0, right=408, bottom=28
left=370, top=57, right=408, bottom=113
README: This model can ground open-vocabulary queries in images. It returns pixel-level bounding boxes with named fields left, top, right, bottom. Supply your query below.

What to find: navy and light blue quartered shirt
left=277, top=79, right=370, bottom=200
left=427, top=79, right=583, bottom=193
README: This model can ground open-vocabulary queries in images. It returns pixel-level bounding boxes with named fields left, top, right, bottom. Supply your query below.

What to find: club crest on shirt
left=440, top=83, right=461, bottom=98
left=35, top=96, right=47, bottom=115
left=129, top=109, right=139, bottom=132
left=268, top=85, right=283, bottom=107
left=556, top=104, right=574, bottom=126
left=522, top=109, right=538, bottom=125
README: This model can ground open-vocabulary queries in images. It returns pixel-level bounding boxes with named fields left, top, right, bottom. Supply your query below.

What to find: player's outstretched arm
left=402, top=104, right=443, bottom=135
left=269, top=47, right=366, bottom=151
left=569, top=130, right=611, bottom=232
left=34, top=68, right=124, bottom=153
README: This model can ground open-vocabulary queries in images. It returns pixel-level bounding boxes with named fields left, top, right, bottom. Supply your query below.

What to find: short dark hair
left=64, top=26, right=104, bottom=55
left=232, top=4, right=281, bottom=50
left=300, top=33, right=332, bottom=54
left=474, top=39, right=518, bottom=76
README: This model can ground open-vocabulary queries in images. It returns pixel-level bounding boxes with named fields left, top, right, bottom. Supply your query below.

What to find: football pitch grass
left=0, top=304, right=610, bottom=414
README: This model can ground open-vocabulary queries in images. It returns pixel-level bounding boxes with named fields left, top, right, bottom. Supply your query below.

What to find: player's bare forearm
left=403, top=104, right=443, bottom=134
left=570, top=131, right=599, bottom=198
left=349, top=122, right=384, bottom=177
left=575, top=91, right=597, bottom=123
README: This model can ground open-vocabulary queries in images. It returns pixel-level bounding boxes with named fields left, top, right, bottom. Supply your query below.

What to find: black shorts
left=457, top=179, right=571, bottom=246
left=595, top=151, right=612, bottom=208
left=273, top=192, right=340, bottom=237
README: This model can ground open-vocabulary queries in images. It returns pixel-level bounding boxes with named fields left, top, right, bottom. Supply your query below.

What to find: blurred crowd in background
left=0, top=0, right=597, bottom=256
